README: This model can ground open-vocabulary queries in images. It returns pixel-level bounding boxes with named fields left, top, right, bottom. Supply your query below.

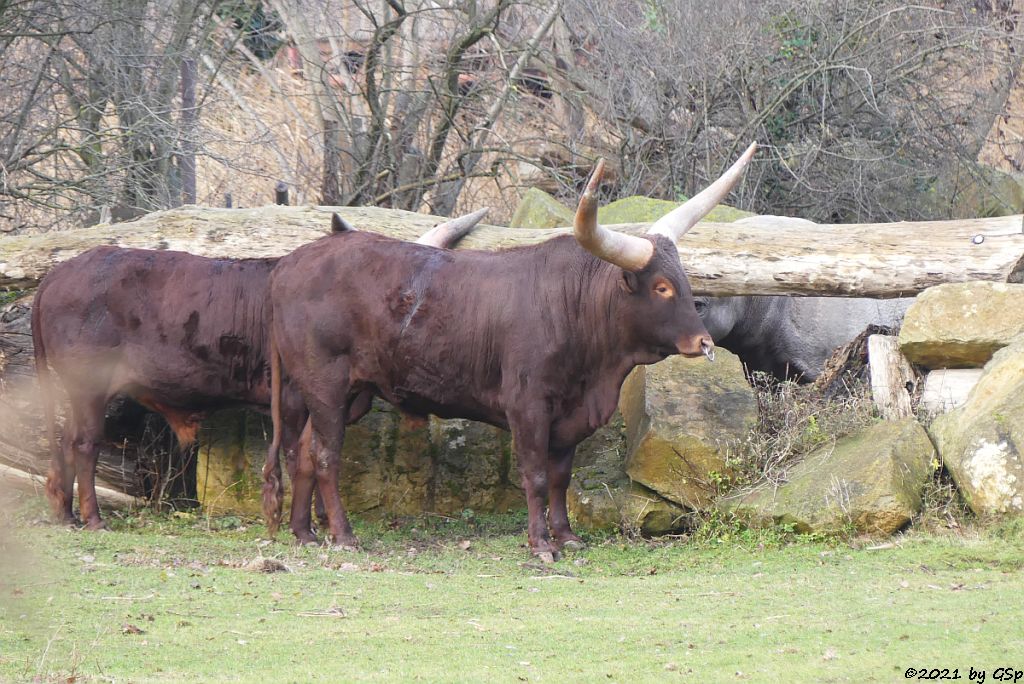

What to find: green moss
left=598, top=195, right=753, bottom=224
left=509, top=187, right=575, bottom=228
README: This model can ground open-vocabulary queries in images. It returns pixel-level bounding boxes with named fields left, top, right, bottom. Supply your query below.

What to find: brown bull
left=268, top=144, right=757, bottom=559
left=32, top=209, right=486, bottom=538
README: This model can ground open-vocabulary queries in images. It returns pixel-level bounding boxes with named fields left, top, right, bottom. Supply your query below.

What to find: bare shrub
left=727, top=372, right=877, bottom=489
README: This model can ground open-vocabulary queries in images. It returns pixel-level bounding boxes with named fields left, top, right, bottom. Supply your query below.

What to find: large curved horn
left=648, top=142, right=758, bottom=242
left=574, top=159, right=655, bottom=272
left=415, top=207, right=490, bottom=248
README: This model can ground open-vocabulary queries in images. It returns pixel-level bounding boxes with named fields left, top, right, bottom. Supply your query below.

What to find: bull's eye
left=653, top=282, right=675, bottom=299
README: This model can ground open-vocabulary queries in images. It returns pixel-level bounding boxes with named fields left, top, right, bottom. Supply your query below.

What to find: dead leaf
left=458, top=540, right=472, bottom=551
left=121, top=623, right=145, bottom=635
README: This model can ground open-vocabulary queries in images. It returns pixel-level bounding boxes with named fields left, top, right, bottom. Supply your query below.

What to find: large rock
left=899, top=282, right=1024, bottom=368
left=621, top=350, right=757, bottom=510
left=567, top=448, right=689, bottom=536
left=720, top=419, right=935, bottom=535
left=509, top=188, right=575, bottom=229
left=197, top=401, right=523, bottom=518
left=929, top=342, right=1024, bottom=516
left=598, top=196, right=753, bottom=225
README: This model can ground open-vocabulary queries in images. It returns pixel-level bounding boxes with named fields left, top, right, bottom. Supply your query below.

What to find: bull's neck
left=560, top=254, right=649, bottom=377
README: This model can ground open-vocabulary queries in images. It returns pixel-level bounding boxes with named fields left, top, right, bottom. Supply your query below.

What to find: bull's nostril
left=700, top=338, right=715, bottom=362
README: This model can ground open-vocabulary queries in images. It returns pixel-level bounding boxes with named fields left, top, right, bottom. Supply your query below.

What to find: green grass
left=3, top=494, right=1024, bottom=683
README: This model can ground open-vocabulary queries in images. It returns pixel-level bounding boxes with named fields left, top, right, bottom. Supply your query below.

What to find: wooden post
left=274, top=181, right=289, bottom=206
left=224, top=192, right=232, bottom=208
left=868, top=335, right=917, bottom=420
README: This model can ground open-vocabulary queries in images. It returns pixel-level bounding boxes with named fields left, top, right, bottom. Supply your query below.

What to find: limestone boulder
left=567, top=450, right=689, bottom=536
left=898, top=282, right=1024, bottom=369
left=929, top=342, right=1024, bottom=517
left=509, top=188, right=574, bottom=229
left=621, top=350, right=757, bottom=510
left=720, top=419, right=935, bottom=535
left=598, top=196, right=753, bottom=225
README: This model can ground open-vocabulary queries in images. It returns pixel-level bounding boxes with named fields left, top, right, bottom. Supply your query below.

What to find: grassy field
left=2, top=494, right=1023, bottom=683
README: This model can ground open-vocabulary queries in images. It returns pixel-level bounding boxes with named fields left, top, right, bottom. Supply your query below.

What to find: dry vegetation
left=2, top=1, right=1022, bottom=236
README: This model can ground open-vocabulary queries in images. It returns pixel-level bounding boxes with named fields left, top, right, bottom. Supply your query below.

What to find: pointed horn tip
left=585, top=158, right=606, bottom=193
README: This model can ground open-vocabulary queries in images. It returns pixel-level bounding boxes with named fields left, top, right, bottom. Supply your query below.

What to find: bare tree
left=0, top=0, right=238, bottom=232
left=553, top=0, right=1023, bottom=221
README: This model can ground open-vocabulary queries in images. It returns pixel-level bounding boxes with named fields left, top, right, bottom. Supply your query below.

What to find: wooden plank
left=920, top=369, right=984, bottom=414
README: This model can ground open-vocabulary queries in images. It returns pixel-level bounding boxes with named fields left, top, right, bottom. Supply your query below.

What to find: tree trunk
left=2, top=206, right=1023, bottom=296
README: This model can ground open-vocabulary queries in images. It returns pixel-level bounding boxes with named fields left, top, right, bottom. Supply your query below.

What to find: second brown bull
left=267, top=144, right=758, bottom=560
left=31, top=210, right=486, bottom=540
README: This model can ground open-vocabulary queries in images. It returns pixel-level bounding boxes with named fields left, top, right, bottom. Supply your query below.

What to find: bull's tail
left=31, top=291, right=64, bottom=519
left=261, top=322, right=284, bottom=538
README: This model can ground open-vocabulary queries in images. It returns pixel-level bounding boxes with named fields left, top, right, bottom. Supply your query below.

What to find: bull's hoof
left=84, top=519, right=108, bottom=531
left=293, top=530, right=319, bottom=546
left=535, top=551, right=557, bottom=564
left=58, top=514, right=81, bottom=527
left=330, top=535, right=360, bottom=552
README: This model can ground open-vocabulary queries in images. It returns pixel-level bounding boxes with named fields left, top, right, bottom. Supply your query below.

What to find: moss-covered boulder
left=197, top=410, right=267, bottom=516
left=621, top=350, right=757, bottom=510
left=509, top=188, right=575, bottom=229
left=929, top=343, right=1024, bottom=516
left=509, top=188, right=752, bottom=231
left=598, top=196, right=753, bottom=225
left=567, top=449, right=689, bottom=535
left=899, top=282, right=1024, bottom=369
left=719, top=419, right=934, bottom=536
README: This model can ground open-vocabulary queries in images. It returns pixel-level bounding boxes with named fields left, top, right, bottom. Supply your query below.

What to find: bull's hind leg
left=67, top=392, right=109, bottom=530
left=301, top=366, right=359, bottom=549
left=547, top=446, right=584, bottom=551
left=287, top=420, right=318, bottom=545
left=299, top=391, right=371, bottom=537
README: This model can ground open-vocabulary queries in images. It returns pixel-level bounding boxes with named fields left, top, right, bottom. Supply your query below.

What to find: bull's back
left=272, top=232, right=570, bottom=425
left=36, top=246, right=276, bottom=408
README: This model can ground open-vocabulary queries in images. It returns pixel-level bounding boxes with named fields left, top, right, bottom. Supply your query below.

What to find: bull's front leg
left=547, top=445, right=584, bottom=551
left=508, top=408, right=559, bottom=562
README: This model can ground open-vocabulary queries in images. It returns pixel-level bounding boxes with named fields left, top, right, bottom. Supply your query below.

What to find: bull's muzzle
left=677, top=334, right=715, bottom=360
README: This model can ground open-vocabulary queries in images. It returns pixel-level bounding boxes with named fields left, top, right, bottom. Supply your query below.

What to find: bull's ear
left=619, top=270, right=639, bottom=294
left=331, top=213, right=356, bottom=233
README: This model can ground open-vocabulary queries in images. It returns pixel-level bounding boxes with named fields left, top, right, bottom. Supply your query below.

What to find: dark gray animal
left=694, top=216, right=912, bottom=381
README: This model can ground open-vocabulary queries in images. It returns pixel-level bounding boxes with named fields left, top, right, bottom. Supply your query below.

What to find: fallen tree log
left=1, top=205, right=1023, bottom=296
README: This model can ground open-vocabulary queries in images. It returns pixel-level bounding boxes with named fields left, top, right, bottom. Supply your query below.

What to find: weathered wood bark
left=2, top=206, right=1023, bottom=296
left=868, top=335, right=917, bottom=420
left=0, top=461, right=140, bottom=510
